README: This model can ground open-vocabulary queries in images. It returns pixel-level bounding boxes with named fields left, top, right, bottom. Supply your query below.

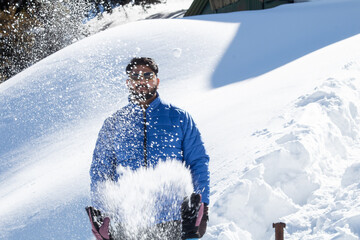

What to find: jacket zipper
left=143, top=109, right=148, bottom=168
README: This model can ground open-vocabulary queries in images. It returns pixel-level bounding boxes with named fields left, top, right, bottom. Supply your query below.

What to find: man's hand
left=181, top=193, right=209, bottom=239
left=85, top=206, right=113, bottom=240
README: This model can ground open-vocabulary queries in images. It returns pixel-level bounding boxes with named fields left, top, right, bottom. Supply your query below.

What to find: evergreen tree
left=0, top=0, right=90, bottom=83
left=0, top=0, right=166, bottom=83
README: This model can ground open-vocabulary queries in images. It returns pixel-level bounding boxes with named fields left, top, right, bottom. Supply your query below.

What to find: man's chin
left=131, top=92, right=155, bottom=101
left=130, top=87, right=157, bottom=101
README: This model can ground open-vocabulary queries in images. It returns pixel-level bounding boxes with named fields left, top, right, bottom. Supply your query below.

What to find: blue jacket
left=90, top=94, right=210, bottom=222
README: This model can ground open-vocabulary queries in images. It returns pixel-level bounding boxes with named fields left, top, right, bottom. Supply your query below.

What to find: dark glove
left=181, top=193, right=209, bottom=239
left=85, top=206, right=113, bottom=240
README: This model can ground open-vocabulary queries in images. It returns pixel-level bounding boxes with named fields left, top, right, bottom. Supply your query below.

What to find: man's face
left=126, top=65, right=159, bottom=101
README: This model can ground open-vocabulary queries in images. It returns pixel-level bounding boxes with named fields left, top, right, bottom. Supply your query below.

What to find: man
left=86, top=57, right=209, bottom=240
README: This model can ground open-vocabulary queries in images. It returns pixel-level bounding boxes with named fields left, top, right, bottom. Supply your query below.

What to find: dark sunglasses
left=129, top=72, right=155, bottom=81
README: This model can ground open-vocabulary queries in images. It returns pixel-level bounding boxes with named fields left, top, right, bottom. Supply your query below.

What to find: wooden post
left=273, top=222, right=286, bottom=240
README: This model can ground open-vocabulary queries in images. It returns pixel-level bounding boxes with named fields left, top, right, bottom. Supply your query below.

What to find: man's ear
left=156, top=78, right=160, bottom=86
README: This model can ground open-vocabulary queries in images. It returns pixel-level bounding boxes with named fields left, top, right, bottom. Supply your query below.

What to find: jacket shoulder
left=103, top=104, right=132, bottom=125
left=158, top=99, right=188, bottom=117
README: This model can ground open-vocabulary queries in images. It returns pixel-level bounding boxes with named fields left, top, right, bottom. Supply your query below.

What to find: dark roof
left=210, top=0, right=240, bottom=10
left=185, top=0, right=294, bottom=17
left=184, top=0, right=208, bottom=17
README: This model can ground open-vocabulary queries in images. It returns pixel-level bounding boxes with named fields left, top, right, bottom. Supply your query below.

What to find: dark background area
left=0, top=0, right=164, bottom=84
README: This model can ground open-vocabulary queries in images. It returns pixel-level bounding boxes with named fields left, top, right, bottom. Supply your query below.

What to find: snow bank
left=206, top=37, right=360, bottom=239
left=85, top=0, right=193, bottom=34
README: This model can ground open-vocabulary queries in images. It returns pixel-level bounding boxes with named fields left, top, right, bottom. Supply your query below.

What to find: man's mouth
left=136, top=85, right=148, bottom=91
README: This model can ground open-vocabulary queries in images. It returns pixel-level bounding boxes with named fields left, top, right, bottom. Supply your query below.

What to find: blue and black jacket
left=90, top=94, right=210, bottom=222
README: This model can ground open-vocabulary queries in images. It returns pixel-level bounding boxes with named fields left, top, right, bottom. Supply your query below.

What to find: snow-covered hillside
left=1, top=0, right=360, bottom=239
left=85, top=0, right=193, bottom=34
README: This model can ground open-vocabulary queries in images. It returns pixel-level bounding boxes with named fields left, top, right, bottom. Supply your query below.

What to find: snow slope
left=1, top=0, right=360, bottom=239
left=85, top=0, right=193, bottom=34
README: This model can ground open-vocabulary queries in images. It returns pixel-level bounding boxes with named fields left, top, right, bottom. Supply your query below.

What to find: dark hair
left=126, top=57, right=159, bottom=75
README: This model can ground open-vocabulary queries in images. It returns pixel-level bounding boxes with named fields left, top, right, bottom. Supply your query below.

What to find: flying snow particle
left=172, top=48, right=182, bottom=58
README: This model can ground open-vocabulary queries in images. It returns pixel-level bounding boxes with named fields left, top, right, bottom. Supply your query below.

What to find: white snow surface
left=85, top=0, right=193, bottom=34
left=1, top=0, right=360, bottom=239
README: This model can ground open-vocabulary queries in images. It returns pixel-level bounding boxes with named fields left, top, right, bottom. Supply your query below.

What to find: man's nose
left=137, top=77, right=149, bottom=83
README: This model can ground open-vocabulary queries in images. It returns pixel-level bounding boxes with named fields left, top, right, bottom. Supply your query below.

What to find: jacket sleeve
left=90, top=118, right=116, bottom=209
left=181, top=112, right=210, bottom=205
